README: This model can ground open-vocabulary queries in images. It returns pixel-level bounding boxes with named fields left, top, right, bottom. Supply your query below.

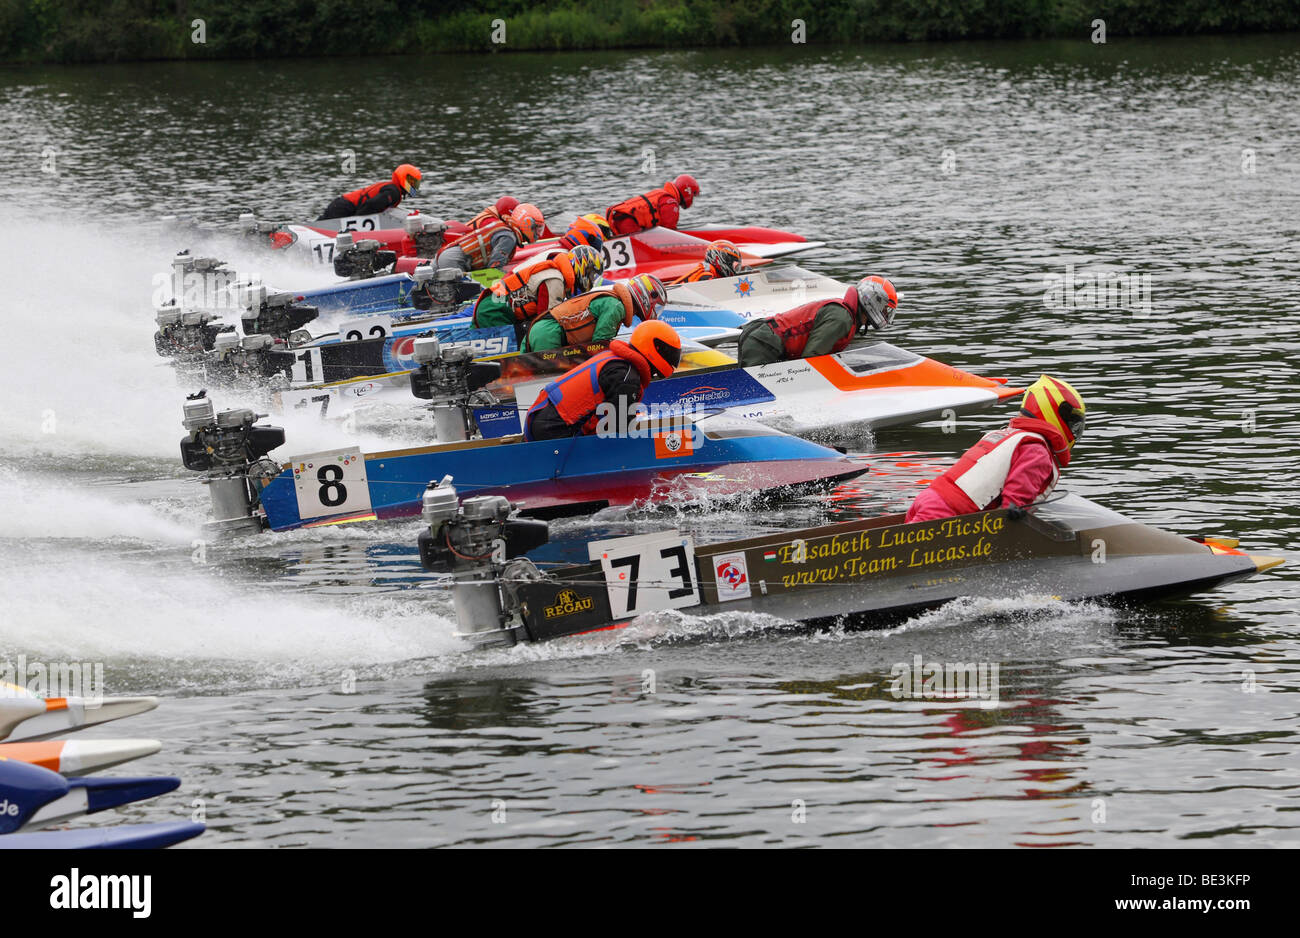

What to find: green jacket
left=471, top=291, right=515, bottom=329
left=799, top=304, right=856, bottom=357
left=522, top=295, right=627, bottom=352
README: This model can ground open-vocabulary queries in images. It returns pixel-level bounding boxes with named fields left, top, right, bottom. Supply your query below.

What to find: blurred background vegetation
left=2, top=0, right=1297, bottom=64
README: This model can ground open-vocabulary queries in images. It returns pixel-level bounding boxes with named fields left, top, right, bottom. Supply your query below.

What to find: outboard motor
left=179, top=391, right=286, bottom=537
left=239, top=283, right=319, bottom=341
left=417, top=477, right=549, bottom=648
left=206, top=333, right=293, bottom=388
left=237, top=212, right=291, bottom=243
left=154, top=307, right=233, bottom=359
left=409, top=337, right=502, bottom=442
left=410, top=264, right=484, bottom=312
left=333, top=233, right=397, bottom=280
left=404, top=213, right=447, bottom=259
left=170, top=252, right=237, bottom=311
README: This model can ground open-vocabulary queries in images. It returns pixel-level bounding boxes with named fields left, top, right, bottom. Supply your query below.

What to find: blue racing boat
left=257, top=413, right=865, bottom=531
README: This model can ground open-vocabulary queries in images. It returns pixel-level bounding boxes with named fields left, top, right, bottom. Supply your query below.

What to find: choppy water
left=1, top=35, right=1298, bottom=846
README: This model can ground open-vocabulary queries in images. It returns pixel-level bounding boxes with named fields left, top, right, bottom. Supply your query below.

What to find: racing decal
left=642, top=366, right=774, bottom=411
left=712, top=552, right=751, bottom=601
left=383, top=325, right=517, bottom=371
left=544, top=589, right=596, bottom=619
left=653, top=428, right=695, bottom=459
left=473, top=406, right=522, bottom=439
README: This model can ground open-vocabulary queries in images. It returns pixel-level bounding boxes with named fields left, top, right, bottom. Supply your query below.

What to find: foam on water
left=0, top=467, right=193, bottom=543
left=0, top=210, right=423, bottom=463
left=0, top=543, right=460, bottom=679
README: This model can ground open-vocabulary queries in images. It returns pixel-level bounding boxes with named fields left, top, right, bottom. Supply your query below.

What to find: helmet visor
left=654, top=338, right=681, bottom=372
left=1061, top=404, right=1086, bottom=440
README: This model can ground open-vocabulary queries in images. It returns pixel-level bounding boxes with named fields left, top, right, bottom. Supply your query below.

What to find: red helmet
left=854, top=275, right=898, bottom=331
left=509, top=203, right=545, bottom=243
left=626, top=273, right=667, bottom=320
left=672, top=174, right=699, bottom=208
left=629, top=319, right=682, bottom=379
left=494, top=196, right=519, bottom=215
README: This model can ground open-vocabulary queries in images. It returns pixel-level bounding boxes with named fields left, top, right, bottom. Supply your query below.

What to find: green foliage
left=2, top=0, right=1298, bottom=63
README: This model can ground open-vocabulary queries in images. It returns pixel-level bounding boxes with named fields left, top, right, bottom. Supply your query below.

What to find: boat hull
left=259, top=418, right=865, bottom=531
left=512, top=494, right=1278, bottom=642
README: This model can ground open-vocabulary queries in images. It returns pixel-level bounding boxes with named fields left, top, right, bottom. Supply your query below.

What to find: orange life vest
left=669, top=262, right=719, bottom=285
left=605, top=182, right=679, bottom=234
left=438, top=218, right=518, bottom=270
left=491, top=254, right=579, bottom=322
left=525, top=340, right=653, bottom=433
left=340, top=180, right=398, bottom=209
left=526, top=284, right=635, bottom=347
left=466, top=206, right=505, bottom=230
left=769, top=295, right=857, bottom=359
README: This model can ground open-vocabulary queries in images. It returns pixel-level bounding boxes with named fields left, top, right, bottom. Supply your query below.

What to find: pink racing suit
left=905, top=418, right=1069, bottom=523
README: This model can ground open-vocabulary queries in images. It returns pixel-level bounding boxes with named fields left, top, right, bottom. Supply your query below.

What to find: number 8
left=318, top=464, right=347, bottom=507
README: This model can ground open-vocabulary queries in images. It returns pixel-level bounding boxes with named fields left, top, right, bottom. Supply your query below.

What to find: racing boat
left=254, top=412, right=866, bottom=532
left=271, top=221, right=822, bottom=279
left=414, top=481, right=1285, bottom=648
left=0, top=692, right=158, bottom=742
left=0, top=759, right=179, bottom=833
left=0, top=686, right=203, bottom=848
left=504, top=343, right=1023, bottom=437
left=0, top=738, right=162, bottom=774
left=661, top=265, right=848, bottom=323
left=0, top=820, right=207, bottom=850
left=271, top=343, right=734, bottom=418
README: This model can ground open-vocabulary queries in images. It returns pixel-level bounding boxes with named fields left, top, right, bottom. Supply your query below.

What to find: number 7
left=610, top=554, right=640, bottom=611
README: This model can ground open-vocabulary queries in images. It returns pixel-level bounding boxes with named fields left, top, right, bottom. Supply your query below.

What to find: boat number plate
left=291, top=347, right=324, bottom=385
left=276, top=387, right=338, bottom=418
left=290, top=447, right=372, bottom=521
left=340, top=314, right=392, bottom=343
left=588, top=531, right=701, bottom=620
left=601, top=237, right=635, bottom=275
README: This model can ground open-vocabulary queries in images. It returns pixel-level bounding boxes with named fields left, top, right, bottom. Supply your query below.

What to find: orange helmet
left=629, top=319, right=682, bottom=379
left=627, top=273, right=667, bottom=320
left=672, top=174, right=700, bottom=208
left=392, top=164, right=422, bottom=195
left=704, top=240, right=742, bottom=277
left=510, top=203, right=545, bottom=243
left=854, top=275, right=899, bottom=331
left=1020, top=375, right=1087, bottom=451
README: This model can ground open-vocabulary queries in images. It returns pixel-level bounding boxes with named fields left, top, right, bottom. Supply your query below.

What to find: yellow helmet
left=581, top=213, right=614, bottom=237
left=1021, top=375, right=1086, bottom=449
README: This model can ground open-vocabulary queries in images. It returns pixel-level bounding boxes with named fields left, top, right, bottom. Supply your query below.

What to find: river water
left=1, top=35, right=1298, bottom=847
